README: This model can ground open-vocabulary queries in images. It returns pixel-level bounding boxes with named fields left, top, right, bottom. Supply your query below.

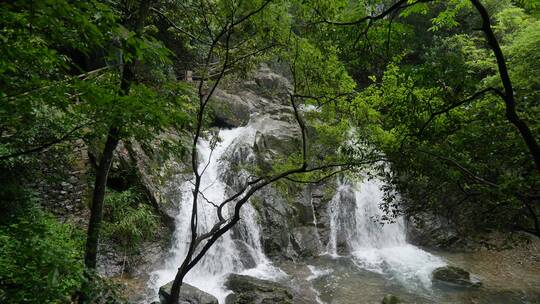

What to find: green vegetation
left=102, top=188, right=159, bottom=268
left=0, top=0, right=538, bottom=302
left=0, top=208, right=83, bottom=303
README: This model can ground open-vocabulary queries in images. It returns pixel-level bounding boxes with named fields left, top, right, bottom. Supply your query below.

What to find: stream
left=146, top=123, right=540, bottom=304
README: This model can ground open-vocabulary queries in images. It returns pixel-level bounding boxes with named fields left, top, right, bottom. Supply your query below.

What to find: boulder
left=159, top=281, right=218, bottom=304
left=224, top=274, right=293, bottom=304
left=211, top=90, right=251, bottom=128
left=251, top=188, right=297, bottom=259
left=249, top=63, right=292, bottom=101
left=382, top=294, right=401, bottom=304
left=432, top=266, right=482, bottom=288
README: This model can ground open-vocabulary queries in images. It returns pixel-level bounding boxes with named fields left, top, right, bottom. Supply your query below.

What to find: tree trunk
left=168, top=269, right=187, bottom=304
left=83, top=126, right=120, bottom=269
left=80, top=2, right=152, bottom=303
left=82, top=0, right=152, bottom=271
left=471, top=0, right=540, bottom=172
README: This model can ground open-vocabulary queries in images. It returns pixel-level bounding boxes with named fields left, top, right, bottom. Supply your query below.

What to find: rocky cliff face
left=203, top=64, right=338, bottom=261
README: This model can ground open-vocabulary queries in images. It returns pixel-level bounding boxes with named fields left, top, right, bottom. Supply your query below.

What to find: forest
left=0, top=0, right=539, bottom=303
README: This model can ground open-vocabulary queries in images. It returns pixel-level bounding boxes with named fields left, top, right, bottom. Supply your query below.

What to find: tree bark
left=83, top=126, right=120, bottom=269
left=83, top=0, right=151, bottom=271
left=471, top=0, right=540, bottom=172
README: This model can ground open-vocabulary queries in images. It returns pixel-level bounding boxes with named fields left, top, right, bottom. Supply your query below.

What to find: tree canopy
left=0, top=0, right=538, bottom=302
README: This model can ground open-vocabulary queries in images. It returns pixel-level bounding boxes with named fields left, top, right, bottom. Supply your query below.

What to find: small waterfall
left=148, top=126, right=282, bottom=303
left=309, top=194, right=324, bottom=251
left=326, top=178, right=445, bottom=289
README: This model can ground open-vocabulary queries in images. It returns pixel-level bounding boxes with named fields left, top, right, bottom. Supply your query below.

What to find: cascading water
left=326, top=177, right=446, bottom=290
left=148, top=125, right=283, bottom=303
left=309, top=195, right=324, bottom=252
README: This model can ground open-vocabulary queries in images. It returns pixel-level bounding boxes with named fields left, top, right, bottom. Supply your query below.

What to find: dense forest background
left=1, top=0, right=539, bottom=303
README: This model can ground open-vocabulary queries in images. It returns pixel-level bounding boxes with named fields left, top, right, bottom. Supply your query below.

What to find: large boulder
left=432, top=266, right=482, bottom=288
left=246, top=63, right=292, bottom=102
left=224, top=274, right=293, bottom=304
left=159, top=281, right=218, bottom=304
left=211, top=90, right=252, bottom=128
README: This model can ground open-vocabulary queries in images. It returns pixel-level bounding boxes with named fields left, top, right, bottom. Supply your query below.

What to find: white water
left=147, top=119, right=445, bottom=302
left=326, top=178, right=446, bottom=290
left=309, top=195, right=324, bottom=252
left=148, top=126, right=283, bottom=303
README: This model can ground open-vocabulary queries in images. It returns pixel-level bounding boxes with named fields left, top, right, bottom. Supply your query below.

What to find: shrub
left=0, top=208, right=84, bottom=303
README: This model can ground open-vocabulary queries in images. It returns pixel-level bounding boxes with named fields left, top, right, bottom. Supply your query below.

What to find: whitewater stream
left=148, top=125, right=285, bottom=302
left=147, top=123, right=539, bottom=304
left=325, top=180, right=445, bottom=289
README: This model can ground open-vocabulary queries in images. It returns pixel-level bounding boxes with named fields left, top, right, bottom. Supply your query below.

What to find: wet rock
left=254, top=67, right=290, bottom=93
left=293, top=201, right=315, bottom=226
left=224, top=274, right=293, bottom=304
left=233, top=240, right=257, bottom=269
left=432, top=266, right=482, bottom=288
left=252, top=117, right=300, bottom=162
left=245, top=63, right=292, bottom=102
left=116, top=140, right=176, bottom=230
left=407, top=212, right=460, bottom=249
left=291, top=226, right=321, bottom=257
left=211, top=90, right=251, bottom=128
left=159, top=281, right=218, bottom=304
left=382, top=294, right=401, bottom=304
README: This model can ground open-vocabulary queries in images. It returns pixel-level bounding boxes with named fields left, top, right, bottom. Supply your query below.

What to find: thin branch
left=2, top=65, right=116, bottom=101
left=0, top=123, right=88, bottom=160
left=229, top=0, right=274, bottom=29
left=418, top=149, right=498, bottom=188
left=188, top=180, right=219, bottom=208
left=151, top=7, right=208, bottom=44
left=416, top=87, right=503, bottom=137
left=314, top=0, right=428, bottom=26
left=285, top=168, right=348, bottom=184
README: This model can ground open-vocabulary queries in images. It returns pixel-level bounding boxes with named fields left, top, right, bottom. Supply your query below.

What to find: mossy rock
left=432, top=266, right=482, bottom=288
left=382, top=294, right=401, bottom=304
left=224, top=274, right=293, bottom=304
left=159, top=281, right=218, bottom=304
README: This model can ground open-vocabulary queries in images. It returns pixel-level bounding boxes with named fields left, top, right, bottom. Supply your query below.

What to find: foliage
left=0, top=207, right=84, bottom=303
left=354, top=1, right=540, bottom=236
left=102, top=188, right=159, bottom=257
left=0, top=0, right=117, bottom=159
left=1, top=0, right=540, bottom=300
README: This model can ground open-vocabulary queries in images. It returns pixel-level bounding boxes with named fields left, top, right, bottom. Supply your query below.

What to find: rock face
left=290, top=226, right=321, bottom=257
left=233, top=240, right=258, bottom=269
left=224, top=274, right=293, bottom=304
left=159, top=281, right=218, bottom=304
left=211, top=90, right=252, bottom=128
left=407, top=212, right=460, bottom=249
left=432, top=266, right=482, bottom=288
left=212, top=65, right=332, bottom=260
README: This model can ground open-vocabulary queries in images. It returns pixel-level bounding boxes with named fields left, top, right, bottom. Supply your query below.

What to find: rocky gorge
left=88, top=66, right=540, bottom=304
left=21, top=63, right=540, bottom=304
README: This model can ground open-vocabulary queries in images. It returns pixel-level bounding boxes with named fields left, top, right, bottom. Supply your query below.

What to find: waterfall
left=309, top=194, right=324, bottom=251
left=148, top=126, right=282, bottom=303
left=326, top=178, right=446, bottom=289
